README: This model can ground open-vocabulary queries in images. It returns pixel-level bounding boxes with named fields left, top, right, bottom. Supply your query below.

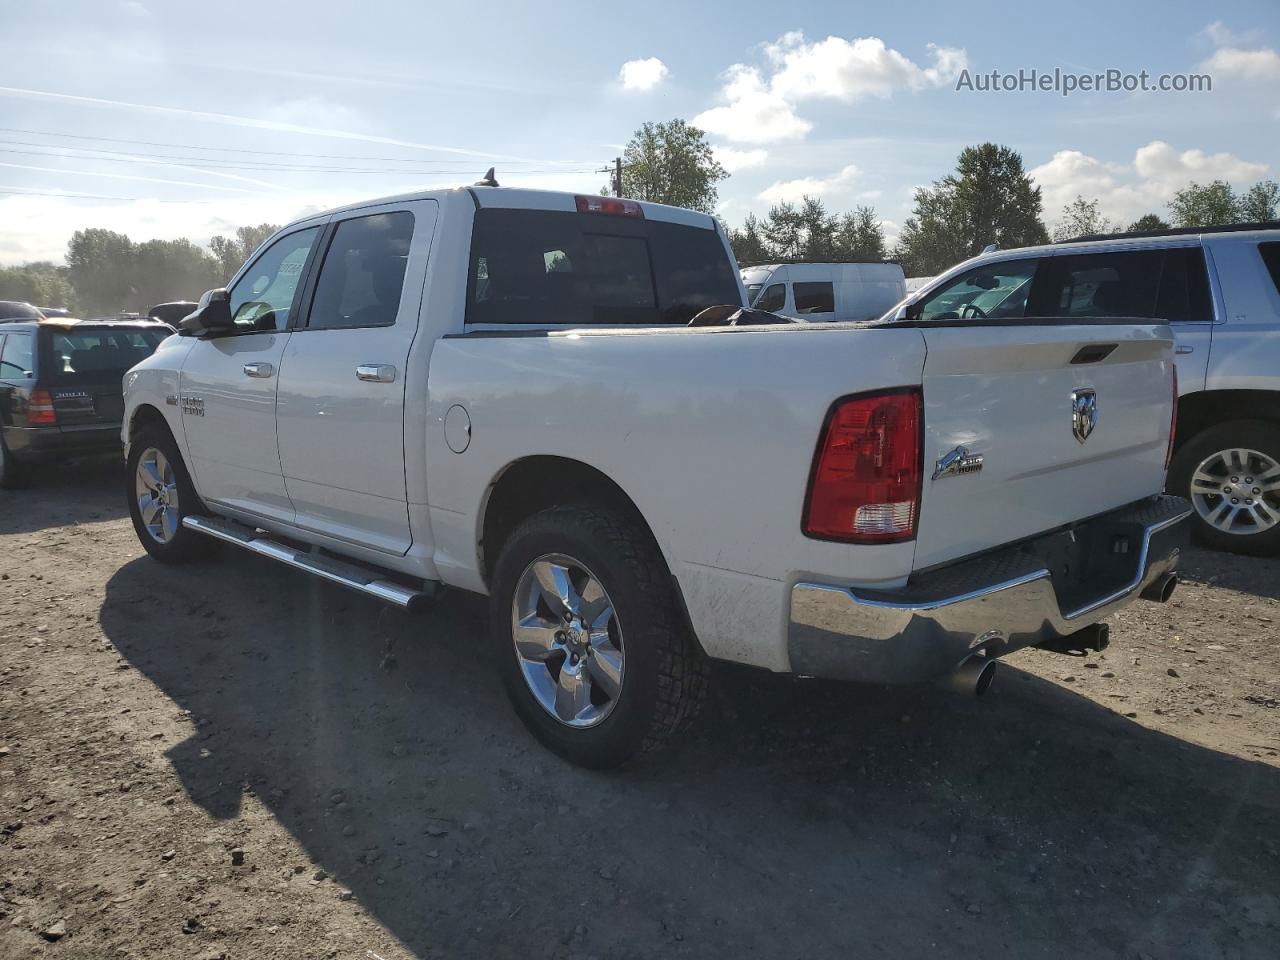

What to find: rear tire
left=1169, top=420, right=1280, bottom=556
left=0, top=434, right=27, bottom=489
left=489, top=505, right=708, bottom=768
left=126, top=424, right=214, bottom=563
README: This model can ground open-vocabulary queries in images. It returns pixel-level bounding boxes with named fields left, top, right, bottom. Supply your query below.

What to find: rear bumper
left=3, top=423, right=122, bottom=463
left=787, top=495, right=1191, bottom=684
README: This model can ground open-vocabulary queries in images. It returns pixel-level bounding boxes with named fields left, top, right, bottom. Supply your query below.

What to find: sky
left=0, top=0, right=1277, bottom=264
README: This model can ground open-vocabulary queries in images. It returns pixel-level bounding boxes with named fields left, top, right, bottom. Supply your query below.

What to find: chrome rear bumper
left=787, top=495, right=1191, bottom=684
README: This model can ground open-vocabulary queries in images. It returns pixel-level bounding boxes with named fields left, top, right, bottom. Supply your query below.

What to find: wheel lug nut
left=1254, top=488, right=1262, bottom=495
left=1231, top=498, right=1239, bottom=504
left=1231, top=477, right=1239, bottom=483
left=1247, top=499, right=1254, bottom=505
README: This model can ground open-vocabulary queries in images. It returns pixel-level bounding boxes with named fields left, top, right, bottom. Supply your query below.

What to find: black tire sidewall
left=0, top=432, right=26, bottom=489
left=125, top=425, right=209, bottom=562
left=488, top=508, right=671, bottom=768
left=1169, top=419, right=1280, bottom=555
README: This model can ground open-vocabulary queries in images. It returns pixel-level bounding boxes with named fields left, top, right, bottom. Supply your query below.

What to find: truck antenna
left=474, top=167, right=499, bottom=187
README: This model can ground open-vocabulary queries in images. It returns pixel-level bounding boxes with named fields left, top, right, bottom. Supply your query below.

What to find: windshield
left=45, top=326, right=169, bottom=380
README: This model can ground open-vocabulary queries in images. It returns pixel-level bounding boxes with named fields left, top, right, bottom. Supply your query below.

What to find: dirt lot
left=2, top=462, right=1278, bottom=960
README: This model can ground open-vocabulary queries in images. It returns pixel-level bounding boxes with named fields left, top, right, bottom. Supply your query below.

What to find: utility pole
left=597, top=157, right=624, bottom=196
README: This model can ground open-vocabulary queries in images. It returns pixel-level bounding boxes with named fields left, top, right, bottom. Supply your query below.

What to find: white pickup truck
left=122, top=184, right=1190, bottom=767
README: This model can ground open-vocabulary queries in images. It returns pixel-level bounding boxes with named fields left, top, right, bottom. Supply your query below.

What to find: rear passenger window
left=757, top=283, right=785, bottom=312
left=1155, top=248, right=1213, bottom=323
left=307, top=212, right=415, bottom=329
left=1029, top=250, right=1161, bottom=318
left=794, top=282, right=835, bottom=314
left=465, top=209, right=739, bottom=325
left=0, top=333, right=34, bottom=379
left=1260, top=242, right=1280, bottom=297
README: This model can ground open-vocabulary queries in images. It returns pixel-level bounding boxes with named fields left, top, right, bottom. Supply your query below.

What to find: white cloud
left=765, top=34, right=967, bottom=102
left=1133, top=141, right=1268, bottom=190
left=120, top=0, right=148, bottom=16
left=694, top=65, right=811, bottom=144
left=712, top=145, right=768, bottom=172
left=1203, top=21, right=1263, bottom=49
left=1029, top=141, right=1270, bottom=227
left=758, top=163, right=859, bottom=203
left=618, top=58, right=669, bottom=92
left=1200, top=22, right=1280, bottom=82
left=1203, top=45, right=1280, bottom=80
left=694, top=34, right=966, bottom=145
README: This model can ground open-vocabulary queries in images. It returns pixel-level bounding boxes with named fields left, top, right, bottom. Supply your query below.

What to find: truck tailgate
left=913, top=322, right=1175, bottom=570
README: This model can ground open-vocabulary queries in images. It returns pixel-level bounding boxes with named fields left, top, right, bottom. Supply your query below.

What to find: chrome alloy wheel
left=1189, top=447, right=1280, bottom=536
left=510, top=554, right=624, bottom=728
left=135, top=447, right=180, bottom=544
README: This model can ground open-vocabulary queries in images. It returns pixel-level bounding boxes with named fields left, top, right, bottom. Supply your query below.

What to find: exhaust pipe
left=1140, top=573, right=1178, bottom=603
left=938, top=655, right=998, bottom=698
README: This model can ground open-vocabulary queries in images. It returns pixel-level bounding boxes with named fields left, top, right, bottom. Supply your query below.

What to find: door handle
left=1175, top=345, right=1195, bottom=355
left=243, top=362, right=275, bottom=378
left=356, top=364, right=396, bottom=383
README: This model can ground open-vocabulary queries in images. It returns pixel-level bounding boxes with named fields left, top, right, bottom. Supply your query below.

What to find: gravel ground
left=2, top=461, right=1278, bottom=960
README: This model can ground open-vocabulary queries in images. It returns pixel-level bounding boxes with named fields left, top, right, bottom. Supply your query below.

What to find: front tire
left=1169, top=420, right=1280, bottom=555
left=126, top=424, right=213, bottom=563
left=489, top=505, right=708, bottom=768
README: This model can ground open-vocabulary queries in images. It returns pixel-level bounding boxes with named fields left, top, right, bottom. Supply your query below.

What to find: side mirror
left=903, top=299, right=922, bottom=321
left=179, top=289, right=234, bottom=338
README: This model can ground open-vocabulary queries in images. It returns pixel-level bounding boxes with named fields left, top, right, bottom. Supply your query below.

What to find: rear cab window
left=1260, top=242, right=1280, bottom=298
left=465, top=209, right=740, bottom=325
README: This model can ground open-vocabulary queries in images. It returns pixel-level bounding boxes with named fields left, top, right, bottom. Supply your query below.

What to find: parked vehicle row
left=888, top=223, right=1280, bottom=554
left=741, top=261, right=906, bottom=322
left=0, top=317, right=172, bottom=487
left=119, top=185, right=1187, bottom=767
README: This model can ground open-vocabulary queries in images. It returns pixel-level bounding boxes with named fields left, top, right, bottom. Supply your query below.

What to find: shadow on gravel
left=0, top=456, right=126, bottom=535
left=1178, top=545, right=1280, bottom=603
left=101, top=552, right=1280, bottom=960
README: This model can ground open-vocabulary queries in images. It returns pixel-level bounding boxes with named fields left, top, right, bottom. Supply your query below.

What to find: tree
left=833, top=206, right=886, bottom=261
left=616, top=119, right=727, bottom=214
left=760, top=202, right=804, bottom=260
left=1051, top=195, right=1114, bottom=241
left=727, top=213, right=770, bottom=264
left=895, top=143, right=1048, bottom=275
left=210, top=223, right=280, bottom=281
left=1238, top=180, right=1280, bottom=222
left=66, top=228, right=138, bottom=316
left=132, top=238, right=222, bottom=309
left=1127, top=213, right=1170, bottom=232
left=1169, top=180, right=1239, bottom=228
left=797, top=197, right=836, bottom=260
left=0, top=262, right=78, bottom=311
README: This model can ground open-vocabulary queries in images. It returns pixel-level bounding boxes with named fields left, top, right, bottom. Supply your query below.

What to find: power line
left=0, top=187, right=219, bottom=203
left=0, top=144, right=597, bottom=175
left=0, top=126, right=598, bottom=168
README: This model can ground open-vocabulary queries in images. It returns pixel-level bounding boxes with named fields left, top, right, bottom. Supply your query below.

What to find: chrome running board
left=182, top=515, right=434, bottom=610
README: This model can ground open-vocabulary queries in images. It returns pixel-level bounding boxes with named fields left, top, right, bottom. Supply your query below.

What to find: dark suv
left=0, top=318, right=171, bottom=487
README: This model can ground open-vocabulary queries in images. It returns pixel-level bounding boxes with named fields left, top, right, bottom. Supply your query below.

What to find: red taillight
left=803, top=389, right=922, bottom=543
left=28, top=388, right=57, bottom=426
left=575, top=195, right=644, bottom=218
left=1165, top=365, right=1178, bottom=470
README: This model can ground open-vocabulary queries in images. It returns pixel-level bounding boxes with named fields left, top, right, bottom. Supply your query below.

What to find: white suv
left=890, top=223, right=1280, bottom=554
